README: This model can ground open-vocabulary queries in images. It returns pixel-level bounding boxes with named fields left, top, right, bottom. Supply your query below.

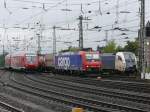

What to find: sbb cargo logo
left=58, top=57, right=70, bottom=69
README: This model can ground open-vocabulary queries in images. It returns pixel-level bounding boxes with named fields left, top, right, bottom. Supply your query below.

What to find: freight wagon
left=40, top=54, right=54, bottom=71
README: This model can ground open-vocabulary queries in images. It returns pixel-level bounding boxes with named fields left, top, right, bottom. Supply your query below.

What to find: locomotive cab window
left=123, top=52, right=135, bottom=62
left=86, top=53, right=99, bottom=61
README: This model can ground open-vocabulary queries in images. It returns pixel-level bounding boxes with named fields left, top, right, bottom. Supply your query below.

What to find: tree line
left=97, top=39, right=139, bottom=55
left=60, top=38, right=139, bottom=56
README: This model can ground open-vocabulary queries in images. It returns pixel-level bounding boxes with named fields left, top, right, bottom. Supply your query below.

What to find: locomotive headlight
left=86, top=65, right=89, bottom=68
left=147, top=42, right=149, bottom=46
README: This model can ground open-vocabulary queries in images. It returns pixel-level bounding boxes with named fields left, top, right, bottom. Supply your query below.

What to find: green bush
left=146, top=67, right=150, bottom=73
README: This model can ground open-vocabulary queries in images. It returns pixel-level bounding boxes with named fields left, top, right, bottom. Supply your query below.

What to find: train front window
left=86, top=54, right=99, bottom=61
left=124, top=53, right=135, bottom=62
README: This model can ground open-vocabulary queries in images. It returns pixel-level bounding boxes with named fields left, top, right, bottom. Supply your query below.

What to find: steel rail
left=44, top=74, right=150, bottom=93
left=8, top=73, right=148, bottom=112
left=0, top=100, right=24, bottom=112
left=25, top=74, right=150, bottom=105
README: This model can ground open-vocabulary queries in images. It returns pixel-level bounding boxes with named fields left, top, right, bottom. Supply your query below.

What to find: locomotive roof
left=57, top=51, right=99, bottom=56
left=101, top=52, right=135, bottom=56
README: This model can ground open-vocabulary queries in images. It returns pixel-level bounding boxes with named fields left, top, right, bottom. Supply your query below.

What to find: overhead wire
left=1, top=0, right=146, bottom=50
left=9, top=0, right=109, bottom=27
left=14, top=0, right=66, bottom=25
left=12, top=0, right=59, bottom=5
left=5, top=0, right=139, bottom=28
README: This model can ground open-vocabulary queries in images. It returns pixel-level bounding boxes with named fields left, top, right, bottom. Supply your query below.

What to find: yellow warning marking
left=72, top=108, right=84, bottom=112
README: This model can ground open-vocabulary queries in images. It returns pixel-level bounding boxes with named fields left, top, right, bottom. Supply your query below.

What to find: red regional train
left=5, top=52, right=39, bottom=70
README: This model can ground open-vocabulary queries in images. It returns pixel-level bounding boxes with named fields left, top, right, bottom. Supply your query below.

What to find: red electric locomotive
left=5, top=52, right=39, bottom=70
left=78, top=51, right=101, bottom=72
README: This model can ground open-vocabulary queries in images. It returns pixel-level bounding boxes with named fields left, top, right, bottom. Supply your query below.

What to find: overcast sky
left=0, top=0, right=150, bottom=54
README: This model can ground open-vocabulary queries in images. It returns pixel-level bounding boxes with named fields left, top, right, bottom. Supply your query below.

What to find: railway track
left=0, top=70, right=149, bottom=112
left=0, top=101, right=24, bottom=112
left=25, top=74, right=150, bottom=105
left=7, top=72, right=149, bottom=112
left=44, top=74, right=150, bottom=93
left=9, top=73, right=118, bottom=112
left=0, top=70, right=24, bottom=112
